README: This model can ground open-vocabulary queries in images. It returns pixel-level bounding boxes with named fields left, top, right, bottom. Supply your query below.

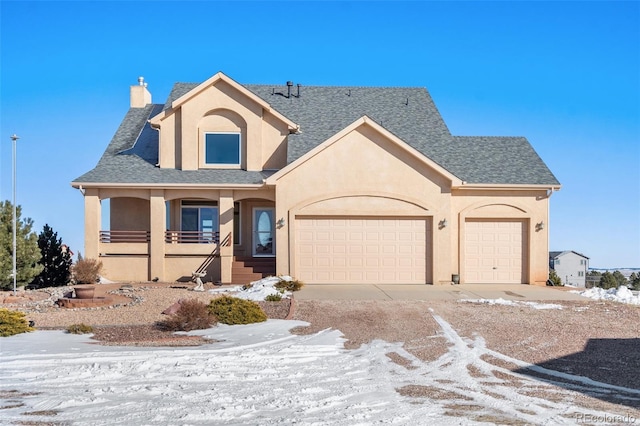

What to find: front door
left=253, top=208, right=275, bottom=257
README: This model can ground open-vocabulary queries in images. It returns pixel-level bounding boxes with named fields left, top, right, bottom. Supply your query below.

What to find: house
left=72, top=72, right=561, bottom=285
left=549, top=251, right=589, bottom=287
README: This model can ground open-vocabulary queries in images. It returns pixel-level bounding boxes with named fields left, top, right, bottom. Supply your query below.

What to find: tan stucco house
left=72, top=72, right=561, bottom=285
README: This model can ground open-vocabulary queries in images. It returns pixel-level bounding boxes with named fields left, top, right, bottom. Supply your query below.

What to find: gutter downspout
left=546, top=188, right=556, bottom=283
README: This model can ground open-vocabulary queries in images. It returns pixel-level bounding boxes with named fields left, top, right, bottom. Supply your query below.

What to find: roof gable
left=149, top=72, right=298, bottom=131
left=266, top=116, right=462, bottom=186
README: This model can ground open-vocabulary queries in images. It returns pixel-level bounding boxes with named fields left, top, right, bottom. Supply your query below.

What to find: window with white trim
left=204, top=133, right=241, bottom=165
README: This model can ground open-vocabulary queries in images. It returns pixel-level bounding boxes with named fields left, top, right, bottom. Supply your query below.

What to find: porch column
left=149, top=190, right=166, bottom=281
left=84, top=189, right=101, bottom=260
left=219, top=190, right=234, bottom=284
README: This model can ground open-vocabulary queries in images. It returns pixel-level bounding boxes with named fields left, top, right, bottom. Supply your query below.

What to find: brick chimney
left=130, top=76, right=152, bottom=108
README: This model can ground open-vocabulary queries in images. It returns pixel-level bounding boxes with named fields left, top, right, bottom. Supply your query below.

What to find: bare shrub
left=158, top=299, right=216, bottom=332
left=72, top=257, right=103, bottom=284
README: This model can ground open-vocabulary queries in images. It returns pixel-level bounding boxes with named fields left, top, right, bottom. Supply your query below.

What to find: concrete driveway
left=295, top=284, right=588, bottom=301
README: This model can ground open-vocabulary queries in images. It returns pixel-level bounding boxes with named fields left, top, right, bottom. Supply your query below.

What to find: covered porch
left=82, top=187, right=276, bottom=284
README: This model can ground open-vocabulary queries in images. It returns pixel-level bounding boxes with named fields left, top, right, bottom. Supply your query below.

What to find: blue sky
left=1, top=1, right=638, bottom=268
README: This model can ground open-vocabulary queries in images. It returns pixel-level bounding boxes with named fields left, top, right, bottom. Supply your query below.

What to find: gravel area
left=291, top=299, right=640, bottom=381
left=1, top=284, right=291, bottom=346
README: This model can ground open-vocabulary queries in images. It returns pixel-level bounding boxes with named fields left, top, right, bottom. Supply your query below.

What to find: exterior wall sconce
left=276, top=218, right=286, bottom=229
left=536, top=221, right=545, bottom=231
left=439, top=219, right=448, bottom=230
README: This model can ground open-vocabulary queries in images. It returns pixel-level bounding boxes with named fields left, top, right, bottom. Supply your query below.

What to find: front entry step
left=231, top=257, right=276, bottom=285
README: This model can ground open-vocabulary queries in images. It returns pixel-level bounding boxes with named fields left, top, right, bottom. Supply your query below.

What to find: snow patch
left=208, top=276, right=293, bottom=301
left=574, top=285, right=640, bottom=305
left=460, top=298, right=563, bottom=310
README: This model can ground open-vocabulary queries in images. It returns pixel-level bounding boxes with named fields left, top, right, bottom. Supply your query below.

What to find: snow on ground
left=460, top=298, right=563, bottom=310
left=208, top=276, right=294, bottom=301
left=573, top=286, right=640, bottom=305
left=2, top=315, right=637, bottom=425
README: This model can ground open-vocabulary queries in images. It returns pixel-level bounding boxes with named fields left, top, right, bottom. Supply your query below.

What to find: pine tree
left=598, top=272, right=618, bottom=290
left=33, top=224, right=72, bottom=288
left=612, top=270, right=628, bottom=288
left=548, top=269, right=562, bottom=286
left=630, top=272, right=640, bottom=290
left=0, top=201, right=42, bottom=290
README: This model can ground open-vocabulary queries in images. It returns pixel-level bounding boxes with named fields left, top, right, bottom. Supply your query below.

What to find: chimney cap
left=286, top=81, right=293, bottom=86
left=138, top=76, right=145, bottom=86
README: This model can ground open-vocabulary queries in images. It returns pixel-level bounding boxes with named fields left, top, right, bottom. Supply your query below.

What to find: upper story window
left=205, top=132, right=241, bottom=166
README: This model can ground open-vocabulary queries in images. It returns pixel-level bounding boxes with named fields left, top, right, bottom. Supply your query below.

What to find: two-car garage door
left=295, top=217, right=431, bottom=284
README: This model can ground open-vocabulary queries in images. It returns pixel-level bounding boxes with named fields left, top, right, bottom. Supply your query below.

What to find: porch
left=82, top=188, right=276, bottom=283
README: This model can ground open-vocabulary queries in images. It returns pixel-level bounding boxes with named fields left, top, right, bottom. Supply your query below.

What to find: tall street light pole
left=10, top=134, right=19, bottom=296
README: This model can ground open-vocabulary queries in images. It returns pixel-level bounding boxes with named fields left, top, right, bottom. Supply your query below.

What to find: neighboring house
left=72, top=72, right=561, bottom=285
left=549, top=251, right=589, bottom=287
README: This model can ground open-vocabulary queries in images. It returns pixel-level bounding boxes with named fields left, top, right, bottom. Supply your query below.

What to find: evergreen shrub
left=265, top=293, right=282, bottom=302
left=66, top=323, right=94, bottom=334
left=208, top=295, right=267, bottom=325
left=0, top=308, right=34, bottom=337
left=274, top=278, right=304, bottom=292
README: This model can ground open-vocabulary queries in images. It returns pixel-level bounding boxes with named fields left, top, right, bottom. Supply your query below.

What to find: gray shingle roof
left=550, top=251, right=589, bottom=259
left=73, top=79, right=560, bottom=186
left=448, top=136, right=559, bottom=185
left=73, top=103, right=273, bottom=185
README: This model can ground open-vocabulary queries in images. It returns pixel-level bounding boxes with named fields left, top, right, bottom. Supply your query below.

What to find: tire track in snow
left=1, top=316, right=638, bottom=425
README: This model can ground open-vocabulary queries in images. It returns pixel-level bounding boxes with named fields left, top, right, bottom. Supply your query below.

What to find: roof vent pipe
left=297, top=83, right=301, bottom=98
left=286, top=81, right=293, bottom=98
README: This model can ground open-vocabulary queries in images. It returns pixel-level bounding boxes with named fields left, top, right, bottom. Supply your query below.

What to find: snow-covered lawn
left=2, top=311, right=638, bottom=425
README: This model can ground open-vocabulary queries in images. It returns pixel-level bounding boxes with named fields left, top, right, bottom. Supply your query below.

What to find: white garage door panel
left=465, top=220, right=526, bottom=284
left=296, top=218, right=431, bottom=284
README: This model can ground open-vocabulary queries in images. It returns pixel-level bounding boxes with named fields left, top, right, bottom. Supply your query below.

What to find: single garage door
left=464, top=219, right=527, bottom=284
left=296, top=217, right=431, bottom=284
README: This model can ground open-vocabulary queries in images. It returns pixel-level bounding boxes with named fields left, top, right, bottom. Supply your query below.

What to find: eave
left=71, top=182, right=267, bottom=190
left=452, top=183, right=562, bottom=191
